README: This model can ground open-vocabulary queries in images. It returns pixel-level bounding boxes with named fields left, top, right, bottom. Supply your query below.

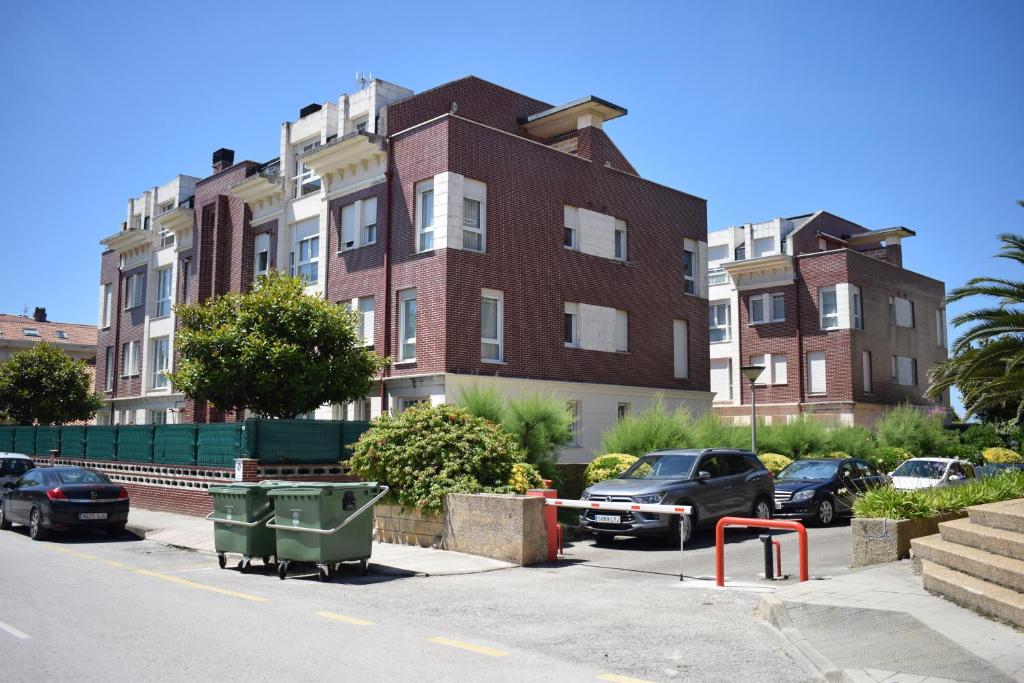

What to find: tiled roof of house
left=0, top=314, right=97, bottom=348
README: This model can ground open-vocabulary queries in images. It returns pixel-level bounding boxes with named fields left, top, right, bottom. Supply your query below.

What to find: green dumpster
left=267, top=482, right=386, bottom=581
left=207, top=483, right=278, bottom=572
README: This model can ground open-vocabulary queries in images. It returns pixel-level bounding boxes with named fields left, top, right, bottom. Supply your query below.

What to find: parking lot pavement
left=564, top=520, right=854, bottom=583
left=0, top=523, right=815, bottom=682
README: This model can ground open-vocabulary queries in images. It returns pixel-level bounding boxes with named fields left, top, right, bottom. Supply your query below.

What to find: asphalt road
left=0, top=520, right=850, bottom=682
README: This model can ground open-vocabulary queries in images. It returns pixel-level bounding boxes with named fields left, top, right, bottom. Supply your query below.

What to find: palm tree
left=928, top=207, right=1024, bottom=420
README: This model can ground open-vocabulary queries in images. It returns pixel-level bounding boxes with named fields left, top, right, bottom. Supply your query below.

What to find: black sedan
left=0, top=466, right=130, bottom=540
left=773, top=458, right=888, bottom=526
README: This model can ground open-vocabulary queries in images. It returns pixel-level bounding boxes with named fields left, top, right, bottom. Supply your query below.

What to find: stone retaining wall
left=851, top=512, right=967, bottom=566
left=373, top=503, right=445, bottom=548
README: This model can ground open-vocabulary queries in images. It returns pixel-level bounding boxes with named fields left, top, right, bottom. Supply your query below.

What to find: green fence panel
left=153, top=425, right=197, bottom=465
left=13, top=426, right=35, bottom=455
left=60, top=427, right=87, bottom=458
left=250, top=418, right=345, bottom=464
left=196, top=423, right=241, bottom=467
left=35, top=426, right=62, bottom=455
left=0, top=426, right=14, bottom=452
left=341, top=421, right=371, bottom=457
left=116, top=426, right=154, bottom=463
left=85, top=426, right=118, bottom=461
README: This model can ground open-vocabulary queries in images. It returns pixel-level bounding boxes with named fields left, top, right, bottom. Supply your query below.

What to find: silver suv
left=580, top=449, right=774, bottom=544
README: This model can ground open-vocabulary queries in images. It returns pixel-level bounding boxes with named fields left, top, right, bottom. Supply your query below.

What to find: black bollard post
left=760, top=534, right=774, bottom=580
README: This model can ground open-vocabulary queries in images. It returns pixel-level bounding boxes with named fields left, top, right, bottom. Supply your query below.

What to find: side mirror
left=696, top=470, right=711, bottom=481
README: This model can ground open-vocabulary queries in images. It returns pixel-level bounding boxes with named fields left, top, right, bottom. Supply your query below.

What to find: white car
left=890, top=457, right=975, bottom=491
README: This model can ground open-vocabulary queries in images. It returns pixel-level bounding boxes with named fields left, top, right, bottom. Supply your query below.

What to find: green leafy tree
left=875, top=405, right=948, bottom=456
left=928, top=215, right=1024, bottom=420
left=0, top=343, right=103, bottom=425
left=169, top=272, right=387, bottom=418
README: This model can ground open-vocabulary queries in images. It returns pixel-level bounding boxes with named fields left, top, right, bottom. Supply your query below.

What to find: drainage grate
left=782, top=602, right=1012, bottom=682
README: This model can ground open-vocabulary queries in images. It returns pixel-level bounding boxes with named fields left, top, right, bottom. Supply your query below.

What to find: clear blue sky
left=1, top=1, right=1020, bottom=413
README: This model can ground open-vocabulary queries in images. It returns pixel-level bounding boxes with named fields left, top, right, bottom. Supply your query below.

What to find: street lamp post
left=740, top=365, right=766, bottom=453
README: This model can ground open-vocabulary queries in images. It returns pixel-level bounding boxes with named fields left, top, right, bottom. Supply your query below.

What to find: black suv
left=580, top=449, right=774, bottom=544
left=773, top=458, right=888, bottom=526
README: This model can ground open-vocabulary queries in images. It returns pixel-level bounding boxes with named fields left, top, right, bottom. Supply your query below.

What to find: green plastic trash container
left=207, top=483, right=278, bottom=572
left=267, top=482, right=386, bottom=581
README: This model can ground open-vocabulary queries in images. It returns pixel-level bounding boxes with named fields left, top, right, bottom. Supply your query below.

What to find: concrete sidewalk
left=126, top=508, right=514, bottom=577
left=758, top=561, right=1024, bottom=682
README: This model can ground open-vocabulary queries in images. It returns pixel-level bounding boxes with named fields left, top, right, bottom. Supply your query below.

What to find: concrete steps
left=920, top=559, right=1024, bottom=628
left=939, top=516, right=1024, bottom=561
left=968, top=499, right=1024, bottom=534
left=911, top=534, right=1024, bottom=592
left=912, top=498, right=1024, bottom=628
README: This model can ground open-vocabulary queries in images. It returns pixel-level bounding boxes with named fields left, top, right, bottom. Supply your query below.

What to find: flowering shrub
left=983, top=447, right=1023, bottom=464
left=508, top=462, right=544, bottom=494
left=585, top=453, right=638, bottom=487
left=758, top=453, right=793, bottom=475
left=869, top=446, right=913, bottom=474
left=348, top=403, right=525, bottom=513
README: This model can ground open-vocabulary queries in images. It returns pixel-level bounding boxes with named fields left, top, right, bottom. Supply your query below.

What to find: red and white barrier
left=546, top=498, right=692, bottom=516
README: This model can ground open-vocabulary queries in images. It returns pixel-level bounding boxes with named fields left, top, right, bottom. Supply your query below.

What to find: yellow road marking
left=49, top=547, right=98, bottom=561
left=103, top=560, right=128, bottom=569
left=129, top=568, right=267, bottom=603
left=427, top=636, right=508, bottom=657
left=315, top=610, right=374, bottom=626
left=598, top=674, right=657, bottom=683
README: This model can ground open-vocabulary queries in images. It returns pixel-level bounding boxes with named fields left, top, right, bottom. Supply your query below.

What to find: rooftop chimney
left=32, top=307, right=47, bottom=322
left=212, top=148, right=235, bottom=174
left=299, top=103, right=322, bottom=118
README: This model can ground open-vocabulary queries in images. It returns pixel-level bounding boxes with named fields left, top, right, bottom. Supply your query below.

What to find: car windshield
left=620, top=454, right=697, bottom=479
left=893, top=460, right=946, bottom=480
left=1, top=459, right=32, bottom=476
left=777, top=461, right=839, bottom=481
left=56, top=469, right=109, bottom=485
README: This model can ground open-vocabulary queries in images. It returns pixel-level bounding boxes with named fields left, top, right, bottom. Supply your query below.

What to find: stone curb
left=756, top=595, right=839, bottom=682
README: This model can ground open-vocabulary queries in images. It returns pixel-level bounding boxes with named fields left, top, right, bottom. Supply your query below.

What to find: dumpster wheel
left=359, top=558, right=368, bottom=576
left=317, top=565, right=331, bottom=582
left=278, top=561, right=290, bottom=580
left=238, top=558, right=252, bottom=573
left=217, top=553, right=226, bottom=570
left=262, top=555, right=274, bottom=566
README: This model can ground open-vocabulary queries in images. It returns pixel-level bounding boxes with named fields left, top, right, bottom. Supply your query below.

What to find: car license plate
left=79, top=512, right=107, bottom=520
left=594, top=514, right=620, bottom=523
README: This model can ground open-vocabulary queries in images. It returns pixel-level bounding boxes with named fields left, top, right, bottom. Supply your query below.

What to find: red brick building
left=706, top=211, right=948, bottom=427
left=96, top=77, right=713, bottom=461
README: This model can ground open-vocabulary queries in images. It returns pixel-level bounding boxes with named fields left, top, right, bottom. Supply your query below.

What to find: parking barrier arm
left=265, top=485, right=389, bottom=536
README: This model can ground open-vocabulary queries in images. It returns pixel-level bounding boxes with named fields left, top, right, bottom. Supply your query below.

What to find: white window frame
left=564, top=303, right=579, bottom=348
left=807, top=351, right=827, bottom=395
left=563, top=206, right=578, bottom=250
left=121, top=340, right=140, bottom=378
left=416, top=181, right=434, bottom=253
left=709, top=302, right=730, bottom=343
left=892, top=355, right=918, bottom=386
left=748, top=293, right=785, bottom=325
left=159, top=228, right=175, bottom=249
left=683, top=249, right=696, bottom=295
left=481, top=289, right=503, bottom=363
left=614, top=309, right=628, bottom=353
left=292, top=235, right=319, bottom=284
left=361, top=197, right=378, bottom=247
left=673, top=319, right=689, bottom=379
left=292, top=137, right=321, bottom=198
left=851, top=285, right=863, bottom=330
left=154, top=266, right=172, bottom=318
left=125, top=273, right=144, bottom=309
left=357, top=296, right=375, bottom=347
left=101, top=284, right=113, bottom=329
left=614, top=221, right=627, bottom=261
left=819, top=287, right=839, bottom=330
left=398, top=289, right=417, bottom=362
left=150, top=337, right=169, bottom=389
left=936, top=308, right=947, bottom=347
left=749, top=354, right=788, bottom=386
left=105, top=346, right=115, bottom=391
left=889, top=295, right=915, bottom=328
left=463, top=197, right=485, bottom=253
left=254, top=233, right=270, bottom=278
left=149, top=410, right=168, bottom=425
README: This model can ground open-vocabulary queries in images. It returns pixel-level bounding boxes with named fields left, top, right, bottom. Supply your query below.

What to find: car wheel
left=592, top=532, right=615, bottom=545
left=0, top=502, right=11, bottom=531
left=815, top=498, right=835, bottom=527
left=751, top=497, right=773, bottom=521
left=668, top=511, right=697, bottom=546
left=29, top=508, right=47, bottom=541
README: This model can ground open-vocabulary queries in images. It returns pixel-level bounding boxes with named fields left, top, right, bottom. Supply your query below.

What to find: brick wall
left=575, top=126, right=638, bottom=175
left=95, top=250, right=119, bottom=407
left=797, top=251, right=855, bottom=403
left=442, top=114, right=709, bottom=391
left=115, top=263, right=148, bottom=399
left=737, top=284, right=802, bottom=405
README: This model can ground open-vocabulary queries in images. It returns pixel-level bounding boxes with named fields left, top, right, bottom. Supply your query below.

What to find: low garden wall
left=851, top=512, right=967, bottom=566
left=373, top=494, right=549, bottom=566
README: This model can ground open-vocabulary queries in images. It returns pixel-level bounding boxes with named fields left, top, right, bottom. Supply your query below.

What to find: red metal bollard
left=715, top=517, right=808, bottom=586
left=772, top=539, right=782, bottom=577
left=527, top=489, right=559, bottom=561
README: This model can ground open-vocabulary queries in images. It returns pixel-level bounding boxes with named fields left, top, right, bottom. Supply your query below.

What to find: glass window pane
left=463, top=198, right=479, bottom=228
left=772, top=294, right=785, bottom=321
left=309, top=237, right=319, bottom=258
left=482, top=342, right=499, bottom=361
left=421, top=190, right=434, bottom=228
left=564, top=313, right=575, bottom=344
left=481, top=298, right=498, bottom=339
left=751, top=298, right=764, bottom=322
